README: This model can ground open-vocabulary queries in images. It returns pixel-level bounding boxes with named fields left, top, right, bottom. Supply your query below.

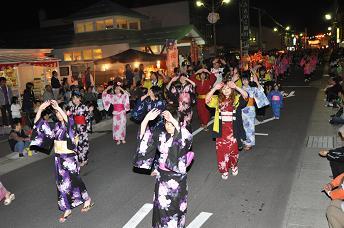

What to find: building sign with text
left=240, top=0, right=250, bottom=55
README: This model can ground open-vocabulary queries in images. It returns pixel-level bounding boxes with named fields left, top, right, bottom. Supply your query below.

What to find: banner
left=240, top=0, right=250, bottom=56
left=166, top=40, right=179, bottom=75
left=190, top=39, right=199, bottom=64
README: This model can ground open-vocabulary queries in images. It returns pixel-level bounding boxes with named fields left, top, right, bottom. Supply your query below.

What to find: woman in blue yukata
left=133, top=108, right=193, bottom=228
left=241, top=73, right=269, bottom=151
left=30, top=100, right=94, bottom=223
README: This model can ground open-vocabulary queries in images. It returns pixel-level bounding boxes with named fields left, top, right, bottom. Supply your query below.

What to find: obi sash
left=219, top=111, right=236, bottom=122
left=113, top=104, right=125, bottom=112
left=198, top=95, right=206, bottom=99
left=54, top=140, right=74, bottom=154
left=159, top=151, right=194, bottom=171
left=74, top=115, right=86, bottom=125
left=272, top=95, right=281, bottom=101
left=247, top=98, right=255, bottom=107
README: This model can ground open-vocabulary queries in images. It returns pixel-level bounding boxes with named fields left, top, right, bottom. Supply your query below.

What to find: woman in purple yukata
left=102, top=82, right=130, bottom=145
left=166, top=73, right=196, bottom=132
left=68, top=92, right=92, bottom=167
left=134, top=108, right=193, bottom=228
left=31, top=100, right=94, bottom=223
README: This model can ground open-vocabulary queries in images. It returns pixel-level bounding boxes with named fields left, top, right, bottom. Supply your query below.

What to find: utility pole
left=258, top=8, right=263, bottom=50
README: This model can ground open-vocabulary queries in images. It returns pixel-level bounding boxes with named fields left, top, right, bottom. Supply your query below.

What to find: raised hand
left=227, top=81, right=237, bottom=89
left=145, top=108, right=161, bottom=121
left=214, top=82, right=224, bottom=91
left=50, top=100, right=59, bottom=109
left=162, top=110, right=173, bottom=122
left=39, top=101, right=51, bottom=111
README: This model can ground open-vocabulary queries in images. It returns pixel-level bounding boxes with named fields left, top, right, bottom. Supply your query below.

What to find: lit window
left=73, top=52, right=82, bottom=61
left=129, top=21, right=139, bottom=30
left=105, top=19, right=114, bottom=29
left=64, top=52, right=73, bottom=61
left=76, top=23, right=85, bottom=33
left=96, top=20, right=105, bottom=31
left=84, top=22, right=94, bottom=32
left=93, top=49, right=102, bottom=59
left=83, top=50, right=93, bottom=60
left=116, top=18, right=128, bottom=29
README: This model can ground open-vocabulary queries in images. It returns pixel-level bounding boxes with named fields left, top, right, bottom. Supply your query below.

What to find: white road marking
left=187, top=212, right=213, bottom=228
left=255, top=117, right=275, bottom=126
left=192, top=119, right=214, bottom=136
left=286, top=91, right=295, bottom=97
left=255, top=133, right=269, bottom=136
left=123, top=203, right=153, bottom=228
left=323, top=74, right=330, bottom=77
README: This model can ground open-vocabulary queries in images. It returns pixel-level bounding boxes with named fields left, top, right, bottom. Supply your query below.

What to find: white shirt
left=211, top=67, right=224, bottom=85
left=11, top=104, right=21, bottom=118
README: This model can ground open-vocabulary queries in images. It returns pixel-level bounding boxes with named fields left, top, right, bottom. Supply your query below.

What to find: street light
left=222, top=0, right=231, bottom=4
left=286, top=26, right=290, bottom=31
left=325, top=14, right=332, bottom=20
left=300, top=33, right=303, bottom=36
left=273, top=27, right=278, bottom=32
left=328, top=26, right=332, bottom=31
left=196, top=0, right=204, bottom=7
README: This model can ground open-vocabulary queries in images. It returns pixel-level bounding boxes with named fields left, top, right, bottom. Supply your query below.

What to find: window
left=64, top=52, right=73, bottom=61
left=115, top=18, right=128, bottom=29
left=84, top=22, right=94, bottom=32
left=105, top=18, right=114, bottom=29
left=73, top=52, right=82, bottom=61
left=129, top=21, right=139, bottom=30
left=83, top=50, right=93, bottom=60
left=93, top=49, right=102, bottom=59
left=76, top=23, right=85, bottom=33
left=96, top=20, right=105, bottom=31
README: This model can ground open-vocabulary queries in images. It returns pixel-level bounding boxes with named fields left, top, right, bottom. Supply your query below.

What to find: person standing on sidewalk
left=0, top=77, right=13, bottom=127
left=51, top=71, right=61, bottom=100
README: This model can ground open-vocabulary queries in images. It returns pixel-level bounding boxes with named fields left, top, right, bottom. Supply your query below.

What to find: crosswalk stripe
left=186, top=212, right=213, bottom=228
left=123, top=203, right=153, bottom=228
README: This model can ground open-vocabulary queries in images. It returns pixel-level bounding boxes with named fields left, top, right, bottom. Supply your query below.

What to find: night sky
left=0, top=0, right=337, bottom=35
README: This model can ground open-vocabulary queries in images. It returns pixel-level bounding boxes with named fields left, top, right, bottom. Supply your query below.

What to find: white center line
left=255, top=133, right=269, bottom=136
left=122, top=203, right=153, bottom=228
left=187, top=212, right=213, bottom=228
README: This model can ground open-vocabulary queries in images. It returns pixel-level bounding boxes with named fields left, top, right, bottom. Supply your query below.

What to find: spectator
left=81, top=67, right=95, bottom=89
left=51, top=71, right=61, bottom=99
left=0, top=77, right=13, bottom=126
left=138, top=63, right=145, bottom=81
left=325, top=77, right=342, bottom=106
left=43, top=85, right=55, bottom=102
left=8, top=119, right=31, bottom=157
left=22, top=82, right=35, bottom=127
left=10, top=96, right=21, bottom=122
left=125, top=64, right=134, bottom=89
left=323, top=172, right=344, bottom=227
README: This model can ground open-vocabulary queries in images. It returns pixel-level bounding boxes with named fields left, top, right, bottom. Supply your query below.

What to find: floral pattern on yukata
left=69, top=104, right=91, bottom=163
left=102, top=92, right=130, bottom=141
left=134, top=127, right=193, bottom=228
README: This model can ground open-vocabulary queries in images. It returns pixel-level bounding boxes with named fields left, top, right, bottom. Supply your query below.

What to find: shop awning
left=0, top=55, right=59, bottom=69
left=94, top=49, right=163, bottom=65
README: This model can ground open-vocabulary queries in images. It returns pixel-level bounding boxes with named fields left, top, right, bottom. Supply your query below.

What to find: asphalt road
left=0, top=65, right=322, bottom=228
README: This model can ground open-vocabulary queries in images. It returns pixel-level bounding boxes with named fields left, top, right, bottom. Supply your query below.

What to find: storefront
left=0, top=49, right=60, bottom=99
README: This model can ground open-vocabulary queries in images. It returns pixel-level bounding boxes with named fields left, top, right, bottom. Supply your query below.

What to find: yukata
left=242, top=85, right=269, bottom=147
left=0, top=182, right=8, bottom=202
left=69, top=104, right=92, bottom=164
left=267, top=90, right=283, bottom=118
left=30, top=119, right=90, bottom=212
left=167, top=83, right=195, bottom=132
left=233, top=95, right=247, bottom=149
left=131, top=98, right=166, bottom=131
left=207, top=96, right=238, bottom=173
left=134, top=126, right=193, bottom=228
left=190, top=73, right=216, bottom=126
left=102, top=92, right=130, bottom=141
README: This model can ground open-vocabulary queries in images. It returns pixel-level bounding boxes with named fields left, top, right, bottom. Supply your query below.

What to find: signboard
left=240, top=0, right=250, bottom=56
left=166, top=39, right=179, bottom=75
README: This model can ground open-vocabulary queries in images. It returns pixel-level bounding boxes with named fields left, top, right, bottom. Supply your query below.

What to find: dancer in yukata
left=102, top=82, right=130, bottom=145
left=68, top=92, right=92, bottom=167
left=267, top=83, right=283, bottom=119
left=166, top=73, right=195, bottom=132
left=206, top=80, right=248, bottom=180
left=241, top=73, right=269, bottom=151
left=30, top=100, right=94, bottom=223
left=133, top=108, right=193, bottom=228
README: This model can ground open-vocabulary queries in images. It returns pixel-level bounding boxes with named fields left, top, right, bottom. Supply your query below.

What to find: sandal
left=122, top=140, right=126, bottom=144
left=221, top=172, right=229, bottom=180
left=243, top=146, right=252, bottom=151
left=319, top=150, right=329, bottom=157
left=4, top=193, right=15, bottom=206
left=59, top=210, right=72, bottom=223
left=81, top=202, right=95, bottom=213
